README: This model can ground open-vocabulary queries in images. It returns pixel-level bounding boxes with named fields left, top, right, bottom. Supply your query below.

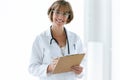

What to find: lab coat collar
left=45, top=26, right=71, bottom=45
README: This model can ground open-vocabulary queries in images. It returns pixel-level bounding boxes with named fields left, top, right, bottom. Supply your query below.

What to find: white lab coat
left=28, top=27, right=86, bottom=80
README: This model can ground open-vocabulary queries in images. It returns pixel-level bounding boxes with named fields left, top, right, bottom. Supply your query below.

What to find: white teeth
left=56, top=19, right=63, bottom=23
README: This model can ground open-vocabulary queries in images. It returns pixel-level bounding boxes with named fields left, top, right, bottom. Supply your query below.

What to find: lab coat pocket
left=70, top=43, right=77, bottom=54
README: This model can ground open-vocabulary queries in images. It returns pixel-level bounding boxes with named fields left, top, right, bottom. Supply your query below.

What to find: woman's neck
left=51, top=25, right=67, bottom=47
left=51, top=25, right=65, bottom=37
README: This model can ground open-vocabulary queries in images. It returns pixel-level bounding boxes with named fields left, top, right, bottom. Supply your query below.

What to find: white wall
left=0, top=0, right=84, bottom=80
left=112, top=0, right=120, bottom=80
left=84, top=0, right=120, bottom=80
left=84, top=0, right=112, bottom=80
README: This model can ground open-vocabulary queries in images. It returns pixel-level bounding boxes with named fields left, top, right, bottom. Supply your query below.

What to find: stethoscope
left=50, top=26, right=70, bottom=54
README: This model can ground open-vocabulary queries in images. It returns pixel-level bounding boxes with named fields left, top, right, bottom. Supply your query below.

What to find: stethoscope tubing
left=50, top=26, right=70, bottom=54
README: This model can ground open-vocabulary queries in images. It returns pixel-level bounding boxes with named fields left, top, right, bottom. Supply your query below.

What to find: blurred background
left=0, top=0, right=119, bottom=80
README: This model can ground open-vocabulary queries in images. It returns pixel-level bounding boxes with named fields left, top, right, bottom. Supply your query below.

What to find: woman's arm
left=28, top=36, right=49, bottom=77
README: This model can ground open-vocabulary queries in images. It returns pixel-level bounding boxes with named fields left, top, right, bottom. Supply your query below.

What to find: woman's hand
left=71, top=65, right=83, bottom=74
left=47, top=58, right=59, bottom=73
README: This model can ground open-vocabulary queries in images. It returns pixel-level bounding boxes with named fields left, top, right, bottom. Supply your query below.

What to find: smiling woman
left=28, top=0, right=85, bottom=80
left=0, top=0, right=84, bottom=80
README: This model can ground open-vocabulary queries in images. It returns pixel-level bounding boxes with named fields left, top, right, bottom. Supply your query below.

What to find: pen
left=73, top=44, right=76, bottom=50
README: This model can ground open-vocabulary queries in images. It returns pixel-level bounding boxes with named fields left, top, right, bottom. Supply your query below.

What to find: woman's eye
left=63, top=13, right=67, bottom=16
left=56, top=11, right=60, bottom=14
left=64, top=13, right=69, bottom=16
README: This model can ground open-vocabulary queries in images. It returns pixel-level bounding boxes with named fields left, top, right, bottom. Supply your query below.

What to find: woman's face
left=52, top=7, right=69, bottom=27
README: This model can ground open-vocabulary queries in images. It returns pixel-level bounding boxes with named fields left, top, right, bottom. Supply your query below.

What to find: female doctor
left=28, top=0, right=85, bottom=80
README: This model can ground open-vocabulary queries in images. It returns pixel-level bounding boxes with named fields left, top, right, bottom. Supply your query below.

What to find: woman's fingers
left=71, top=65, right=83, bottom=74
left=52, top=58, right=59, bottom=65
left=47, top=58, right=59, bottom=73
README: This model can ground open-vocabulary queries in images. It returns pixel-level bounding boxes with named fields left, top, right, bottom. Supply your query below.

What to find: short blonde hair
left=47, top=0, right=74, bottom=24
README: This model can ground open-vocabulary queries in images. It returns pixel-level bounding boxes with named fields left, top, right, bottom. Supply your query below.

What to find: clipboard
left=52, top=53, right=85, bottom=74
